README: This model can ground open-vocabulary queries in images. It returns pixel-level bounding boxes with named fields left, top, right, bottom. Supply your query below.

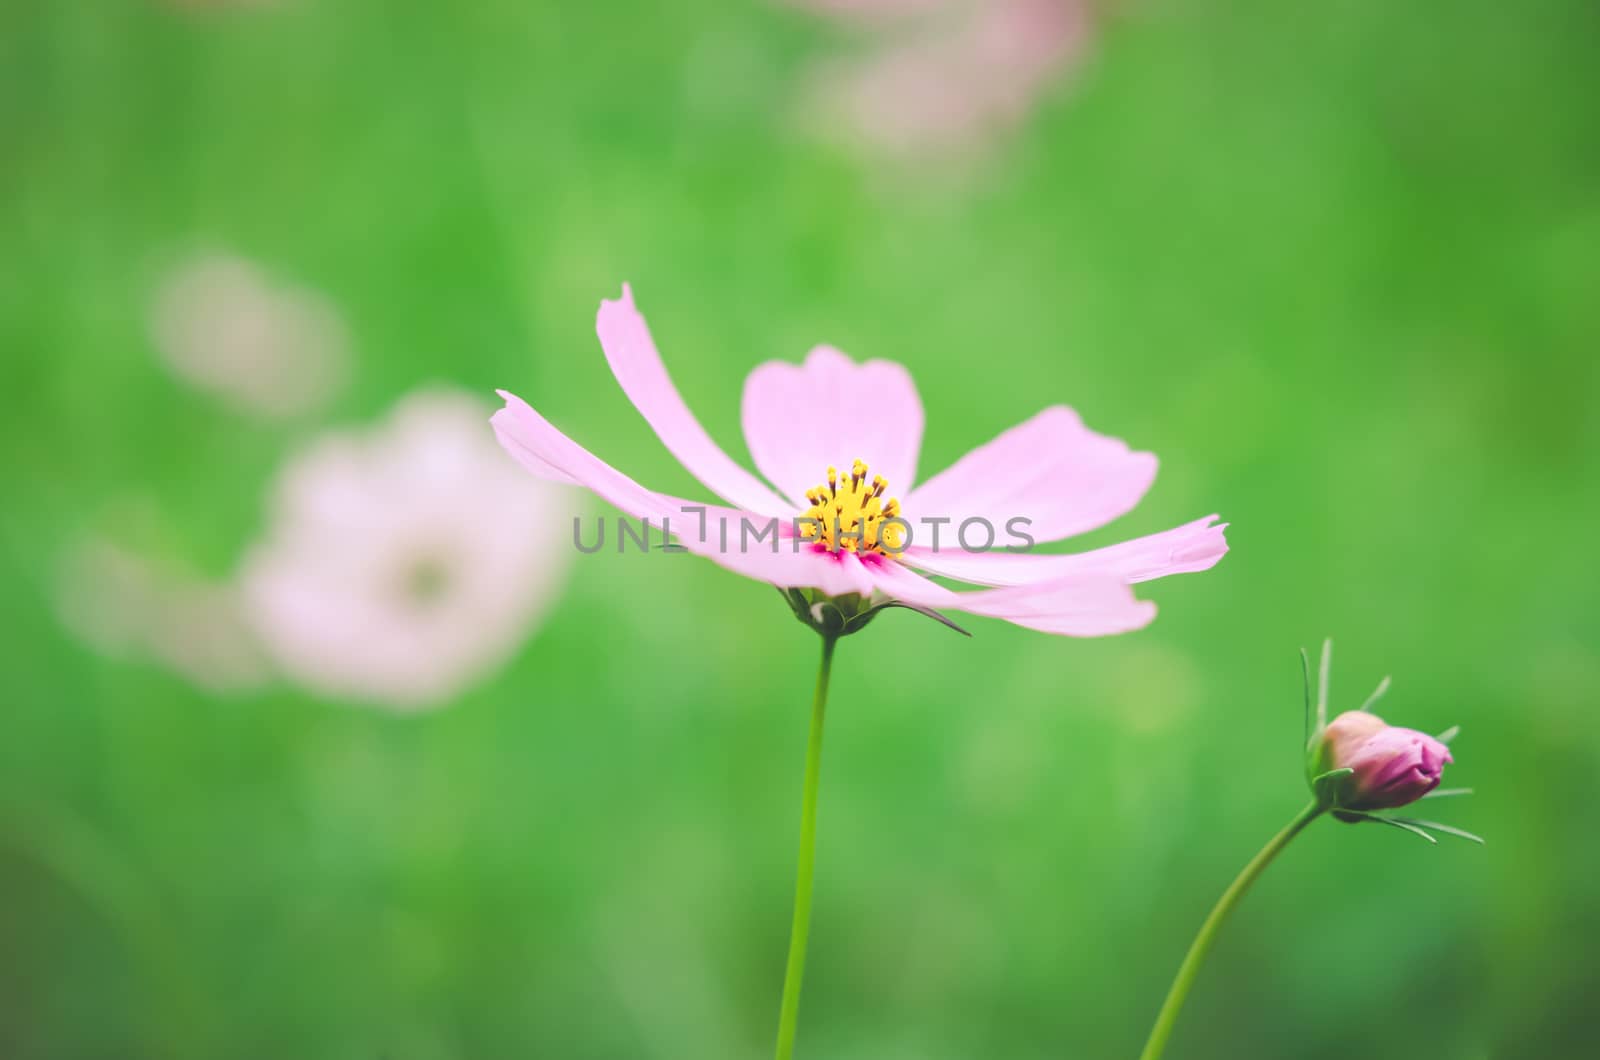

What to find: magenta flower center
left=799, top=459, right=907, bottom=556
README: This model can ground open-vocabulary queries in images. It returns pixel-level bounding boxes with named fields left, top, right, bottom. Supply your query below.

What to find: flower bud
left=1315, top=710, right=1452, bottom=812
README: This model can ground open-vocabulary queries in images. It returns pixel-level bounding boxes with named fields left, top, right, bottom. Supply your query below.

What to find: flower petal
left=492, top=391, right=876, bottom=597
left=598, top=285, right=792, bottom=516
left=905, top=406, right=1157, bottom=544
left=741, top=345, right=925, bottom=507
left=900, top=515, right=1227, bottom=587
left=865, top=555, right=1157, bottom=637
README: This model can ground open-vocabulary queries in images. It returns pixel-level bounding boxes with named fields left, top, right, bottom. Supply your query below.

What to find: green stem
left=774, top=635, right=836, bottom=1060
left=1138, top=801, right=1324, bottom=1060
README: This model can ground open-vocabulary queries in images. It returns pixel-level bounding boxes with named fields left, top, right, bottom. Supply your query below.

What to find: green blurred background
left=4, top=1, right=1597, bottom=1057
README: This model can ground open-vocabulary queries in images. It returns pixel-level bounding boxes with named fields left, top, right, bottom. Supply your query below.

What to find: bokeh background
left=4, top=1, right=1597, bottom=1057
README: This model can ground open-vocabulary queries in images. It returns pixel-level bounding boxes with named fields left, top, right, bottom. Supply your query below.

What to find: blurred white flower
left=239, top=388, right=573, bottom=710
left=55, top=533, right=269, bottom=694
left=149, top=251, right=350, bottom=419
left=797, top=0, right=1091, bottom=156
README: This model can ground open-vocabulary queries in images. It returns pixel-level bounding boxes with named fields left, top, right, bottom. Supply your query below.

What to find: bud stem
left=1138, top=801, right=1324, bottom=1060
left=774, top=634, right=837, bottom=1060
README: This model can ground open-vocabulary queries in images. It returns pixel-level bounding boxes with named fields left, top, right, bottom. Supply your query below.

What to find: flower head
left=1316, top=710, right=1453, bottom=811
left=1300, top=641, right=1479, bottom=843
left=242, top=388, right=572, bottom=709
left=492, top=286, right=1226, bottom=637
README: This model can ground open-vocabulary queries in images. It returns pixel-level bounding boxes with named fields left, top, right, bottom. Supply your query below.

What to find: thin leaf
left=1310, top=767, right=1354, bottom=785
left=1301, top=647, right=1314, bottom=749
left=1421, top=787, right=1474, bottom=800
left=1352, top=813, right=1437, bottom=844
left=1317, top=638, right=1333, bottom=733
left=1358, top=675, right=1392, bottom=715
left=1390, top=817, right=1485, bottom=844
left=1436, top=725, right=1461, bottom=745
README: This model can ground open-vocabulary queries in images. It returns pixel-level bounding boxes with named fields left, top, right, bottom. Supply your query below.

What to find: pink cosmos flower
left=492, top=286, right=1226, bottom=636
left=241, top=388, right=572, bottom=709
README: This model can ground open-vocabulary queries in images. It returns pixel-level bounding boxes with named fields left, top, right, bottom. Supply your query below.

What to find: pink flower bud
left=1316, top=710, right=1453, bottom=811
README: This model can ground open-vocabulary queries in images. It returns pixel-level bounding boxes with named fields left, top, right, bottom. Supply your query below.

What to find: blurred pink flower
left=786, top=0, right=945, bottom=20
left=493, top=285, right=1226, bottom=636
left=149, top=251, right=350, bottom=419
left=241, top=388, right=572, bottom=709
left=55, top=533, right=268, bottom=694
left=798, top=0, right=1091, bottom=156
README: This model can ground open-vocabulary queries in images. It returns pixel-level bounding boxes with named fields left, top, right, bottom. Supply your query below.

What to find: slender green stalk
left=774, top=635, right=837, bottom=1060
left=1138, top=802, right=1325, bottom=1060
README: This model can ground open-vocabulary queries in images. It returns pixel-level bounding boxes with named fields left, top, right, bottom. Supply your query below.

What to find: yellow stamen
left=798, top=459, right=907, bottom=557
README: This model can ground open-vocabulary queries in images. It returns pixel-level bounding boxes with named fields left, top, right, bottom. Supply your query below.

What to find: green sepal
left=1387, top=817, right=1485, bottom=844
left=1340, top=812, right=1438, bottom=843
left=850, top=600, right=971, bottom=637
left=779, top=587, right=968, bottom=640
left=1334, top=810, right=1485, bottom=845
left=1300, top=646, right=1316, bottom=758
left=1357, top=674, right=1392, bottom=714
left=1309, top=767, right=1354, bottom=810
left=1301, top=640, right=1334, bottom=784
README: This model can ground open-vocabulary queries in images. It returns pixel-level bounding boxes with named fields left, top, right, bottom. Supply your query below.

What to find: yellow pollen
left=799, top=459, right=907, bottom=557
